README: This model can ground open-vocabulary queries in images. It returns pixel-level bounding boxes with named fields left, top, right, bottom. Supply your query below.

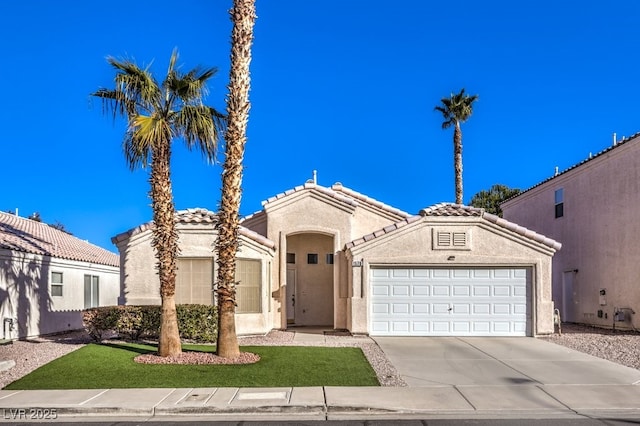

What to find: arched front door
left=286, top=233, right=334, bottom=326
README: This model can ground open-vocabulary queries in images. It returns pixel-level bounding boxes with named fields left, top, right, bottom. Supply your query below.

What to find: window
left=555, top=188, right=564, bottom=218
left=51, top=272, right=63, bottom=297
left=307, top=253, right=318, bottom=264
left=84, top=275, right=99, bottom=308
left=235, top=259, right=261, bottom=313
left=326, top=253, right=334, bottom=264
left=176, top=258, right=214, bottom=305
left=286, top=253, right=296, bottom=264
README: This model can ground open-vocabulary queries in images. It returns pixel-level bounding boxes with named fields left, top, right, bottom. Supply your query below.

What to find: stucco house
left=0, top=211, right=120, bottom=339
left=502, top=132, right=640, bottom=331
left=115, top=181, right=560, bottom=337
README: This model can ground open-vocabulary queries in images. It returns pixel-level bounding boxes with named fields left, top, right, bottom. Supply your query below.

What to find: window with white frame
left=84, top=275, right=99, bottom=308
left=235, top=258, right=261, bottom=313
left=176, top=258, right=214, bottom=305
left=51, top=272, right=63, bottom=297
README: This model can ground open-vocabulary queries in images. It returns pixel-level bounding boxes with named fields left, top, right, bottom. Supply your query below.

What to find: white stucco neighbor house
left=502, top=132, right=640, bottom=331
left=114, top=181, right=561, bottom=337
left=0, top=211, right=120, bottom=339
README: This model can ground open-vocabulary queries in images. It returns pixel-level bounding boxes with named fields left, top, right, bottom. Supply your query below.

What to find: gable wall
left=502, top=139, right=640, bottom=328
left=263, top=191, right=404, bottom=329
left=115, top=224, right=274, bottom=335
left=347, top=218, right=555, bottom=335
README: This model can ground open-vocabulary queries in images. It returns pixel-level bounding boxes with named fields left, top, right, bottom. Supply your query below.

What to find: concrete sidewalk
left=1, top=334, right=639, bottom=421
left=2, top=384, right=640, bottom=421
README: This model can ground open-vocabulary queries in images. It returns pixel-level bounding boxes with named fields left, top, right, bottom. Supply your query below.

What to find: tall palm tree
left=215, top=0, right=256, bottom=358
left=434, top=88, right=478, bottom=204
left=93, top=50, right=225, bottom=357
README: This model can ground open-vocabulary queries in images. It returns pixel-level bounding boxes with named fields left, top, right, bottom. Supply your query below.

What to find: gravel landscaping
left=2, top=323, right=639, bottom=390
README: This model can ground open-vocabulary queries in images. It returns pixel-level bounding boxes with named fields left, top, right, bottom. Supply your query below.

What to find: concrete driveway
left=374, top=336, right=640, bottom=387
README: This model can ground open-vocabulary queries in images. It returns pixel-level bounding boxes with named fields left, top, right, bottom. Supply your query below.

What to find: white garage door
left=370, top=268, right=530, bottom=336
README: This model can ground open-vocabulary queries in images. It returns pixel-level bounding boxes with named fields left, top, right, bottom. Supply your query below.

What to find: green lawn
left=5, top=343, right=379, bottom=390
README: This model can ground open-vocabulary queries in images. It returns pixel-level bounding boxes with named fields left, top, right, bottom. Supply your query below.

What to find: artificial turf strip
left=4, top=343, right=380, bottom=390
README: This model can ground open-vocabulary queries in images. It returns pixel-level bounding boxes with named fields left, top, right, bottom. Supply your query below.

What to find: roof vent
left=554, top=166, right=559, bottom=176
left=613, top=132, right=617, bottom=146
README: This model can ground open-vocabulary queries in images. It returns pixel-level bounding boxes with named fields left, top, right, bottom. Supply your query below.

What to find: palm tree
left=215, top=0, right=256, bottom=358
left=434, top=88, right=478, bottom=204
left=93, top=50, right=225, bottom=357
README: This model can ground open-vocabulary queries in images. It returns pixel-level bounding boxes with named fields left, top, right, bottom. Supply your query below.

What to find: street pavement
left=1, top=332, right=639, bottom=422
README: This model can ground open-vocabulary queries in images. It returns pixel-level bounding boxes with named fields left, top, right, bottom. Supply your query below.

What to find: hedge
left=82, top=304, right=218, bottom=343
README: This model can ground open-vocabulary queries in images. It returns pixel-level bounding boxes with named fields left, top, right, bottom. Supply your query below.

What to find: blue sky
left=2, top=1, right=639, bottom=251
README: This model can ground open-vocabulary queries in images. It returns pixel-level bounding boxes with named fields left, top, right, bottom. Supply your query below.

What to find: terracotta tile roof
left=345, top=216, right=422, bottom=248
left=261, top=182, right=411, bottom=219
left=112, top=208, right=275, bottom=250
left=505, top=131, right=640, bottom=202
left=0, top=211, right=119, bottom=267
left=419, top=203, right=483, bottom=217
left=330, top=183, right=412, bottom=218
left=346, top=203, right=561, bottom=251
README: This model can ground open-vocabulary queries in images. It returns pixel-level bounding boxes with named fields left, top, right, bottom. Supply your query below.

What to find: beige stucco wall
left=0, top=249, right=119, bottom=339
left=260, top=187, right=405, bottom=330
left=346, top=217, right=557, bottom=336
left=115, top=223, right=275, bottom=335
left=502, top=139, right=640, bottom=330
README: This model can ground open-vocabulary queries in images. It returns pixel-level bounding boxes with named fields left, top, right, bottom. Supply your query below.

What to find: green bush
left=82, top=304, right=217, bottom=343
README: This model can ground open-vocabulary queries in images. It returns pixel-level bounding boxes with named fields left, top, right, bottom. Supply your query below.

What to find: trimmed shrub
left=82, top=304, right=217, bottom=343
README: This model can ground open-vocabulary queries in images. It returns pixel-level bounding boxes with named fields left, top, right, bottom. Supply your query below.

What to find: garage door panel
left=453, top=285, right=470, bottom=296
left=393, top=285, right=410, bottom=296
left=413, top=269, right=429, bottom=278
left=370, top=267, right=530, bottom=337
left=473, top=285, right=491, bottom=297
left=372, top=269, right=390, bottom=278
left=452, top=304, right=470, bottom=314
left=413, top=286, right=429, bottom=296
left=453, top=269, right=471, bottom=279
left=372, top=285, right=390, bottom=296
left=392, top=269, right=410, bottom=278
left=432, top=269, right=450, bottom=278
left=493, top=269, right=511, bottom=279
left=432, top=303, right=450, bottom=314
left=473, top=269, right=491, bottom=279
left=392, top=303, right=410, bottom=314
left=372, top=304, right=389, bottom=314
left=432, top=286, right=450, bottom=296
left=493, top=322, right=511, bottom=332
left=493, top=286, right=511, bottom=297
left=453, top=322, right=471, bottom=332
left=493, top=304, right=511, bottom=315
left=473, top=322, right=491, bottom=333
left=412, top=303, right=429, bottom=314
left=392, top=322, right=410, bottom=332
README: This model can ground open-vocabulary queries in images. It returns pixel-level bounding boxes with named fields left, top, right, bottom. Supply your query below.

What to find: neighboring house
left=0, top=212, right=120, bottom=339
left=115, top=182, right=560, bottom=337
left=502, top=132, right=640, bottom=331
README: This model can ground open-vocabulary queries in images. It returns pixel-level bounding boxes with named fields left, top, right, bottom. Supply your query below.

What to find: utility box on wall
left=599, top=289, right=607, bottom=306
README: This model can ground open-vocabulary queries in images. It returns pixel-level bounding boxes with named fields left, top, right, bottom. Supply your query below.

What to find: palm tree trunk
left=453, top=122, right=463, bottom=204
left=150, top=140, right=182, bottom=357
left=216, top=0, right=256, bottom=358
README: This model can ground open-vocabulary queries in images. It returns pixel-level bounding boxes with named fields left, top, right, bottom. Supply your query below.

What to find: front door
left=286, top=267, right=296, bottom=324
